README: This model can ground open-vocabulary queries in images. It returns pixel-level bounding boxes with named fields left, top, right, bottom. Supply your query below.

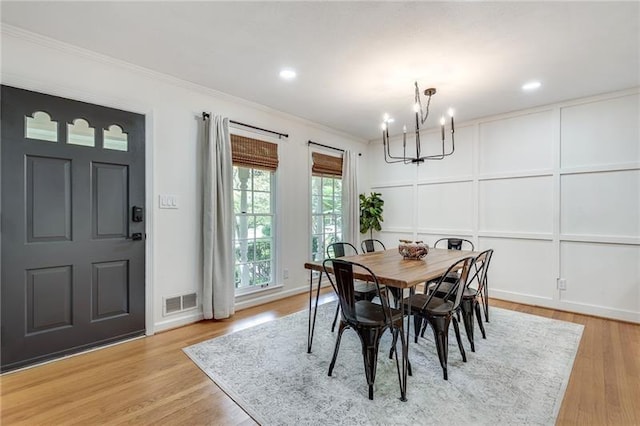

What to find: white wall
left=366, top=90, right=640, bottom=323
left=1, top=27, right=368, bottom=332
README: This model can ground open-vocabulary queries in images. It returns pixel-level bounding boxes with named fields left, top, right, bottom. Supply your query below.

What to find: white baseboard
left=152, top=280, right=332, bottom=333
left=153, top=311, right=204, bottom=333
left=557, top=299, right=640, bottom=323
left=490, top=289, right=554, bottom=307
left=491, top=289, right=639, bottom=323
left=235, top=281, right=331, bottom=311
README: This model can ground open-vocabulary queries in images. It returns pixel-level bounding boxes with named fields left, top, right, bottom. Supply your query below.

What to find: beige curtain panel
left=312, top=151, right=343, bottom=177
left=202, top=115, right=235, bottom=320
left=231, top=134, right=279, bottom=171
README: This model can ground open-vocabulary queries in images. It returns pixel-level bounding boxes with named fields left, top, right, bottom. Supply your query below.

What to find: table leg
left=400, top=289, right=411, bottom=401
left=307, top=269, right=323, bottom=353
left=483, top=277, right=489, bottom=322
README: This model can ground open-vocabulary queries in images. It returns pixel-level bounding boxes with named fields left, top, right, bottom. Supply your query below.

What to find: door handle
left=128, top=233, right=143, bottom=241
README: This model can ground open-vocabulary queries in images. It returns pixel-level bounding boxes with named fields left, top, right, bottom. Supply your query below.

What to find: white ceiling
left=2, top=1, right=639, bottom=140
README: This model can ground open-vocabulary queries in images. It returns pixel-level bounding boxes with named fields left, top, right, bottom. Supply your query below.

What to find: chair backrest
left=361, top=239, right=386, bottom=253
left=327, top=242, right=358, bottom=259
left=434, top=238, right=475, bottom=251
left=467, top=249, right=494, bottom=296
left=322, top=259, right=393, bottom=327
left=423, top=256, right=474, bottom=311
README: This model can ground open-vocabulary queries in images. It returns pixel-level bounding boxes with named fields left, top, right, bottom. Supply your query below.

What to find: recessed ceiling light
left=522, top=80, right=542, bottom=91
left=279, top=68, right=297, bottom=80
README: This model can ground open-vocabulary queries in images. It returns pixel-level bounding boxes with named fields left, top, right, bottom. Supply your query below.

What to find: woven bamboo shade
left=311, top=151, right=343, bottom=177
left=231, top=134, right=279, bottom=171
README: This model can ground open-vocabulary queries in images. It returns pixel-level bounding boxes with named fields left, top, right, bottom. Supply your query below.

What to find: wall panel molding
left=478, top=170, right=553, bottom=181
left=367, top=87, right=640, bottom=323
left=478, top=232, right=553, bottom=241
left=559, top=163, right=640, bottom=176
left=560, top=234, right=640, bottom=245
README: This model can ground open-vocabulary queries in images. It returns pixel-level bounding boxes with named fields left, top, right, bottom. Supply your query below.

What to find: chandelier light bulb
left=448, top=108, right=455, bottom=117
left=439, top=116, right=446, bottom=126
left=383, top=113, right=390, bottom=122
left=381, top=122, right=387, bottom=130
left=413, top=103, right=420, bottom=113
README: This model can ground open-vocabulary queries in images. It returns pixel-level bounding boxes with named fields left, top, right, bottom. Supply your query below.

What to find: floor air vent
left=163, top=293, right=198, bottom=316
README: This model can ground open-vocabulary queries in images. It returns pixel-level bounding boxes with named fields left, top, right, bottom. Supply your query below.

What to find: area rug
left=184, top=302, right=583, bottom=425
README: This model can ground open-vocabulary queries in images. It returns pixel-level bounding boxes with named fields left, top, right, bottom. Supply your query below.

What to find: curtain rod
left=308, top=140, right=361, bottom=156
left=308, top=140, right=343, bottom=153
left=202, top=112, right=288, bottom=139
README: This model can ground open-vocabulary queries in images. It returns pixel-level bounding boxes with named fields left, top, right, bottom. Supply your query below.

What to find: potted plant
left=359, top=192, right=384, bottom=239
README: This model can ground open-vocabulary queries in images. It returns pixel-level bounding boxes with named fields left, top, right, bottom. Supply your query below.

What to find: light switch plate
left=159, top=194, right=178, bottom=209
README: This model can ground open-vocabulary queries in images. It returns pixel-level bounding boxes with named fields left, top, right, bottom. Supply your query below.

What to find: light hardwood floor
left=1, top=290, right=639, bottom=425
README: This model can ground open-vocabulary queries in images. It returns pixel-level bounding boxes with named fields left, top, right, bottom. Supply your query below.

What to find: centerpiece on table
left=398, top=239, right=429, bottom=260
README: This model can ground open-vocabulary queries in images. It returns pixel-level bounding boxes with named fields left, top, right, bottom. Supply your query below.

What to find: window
left=25, top=111, right=58, bottom=142
left=310, top=152, right=343, bottom=261
left=67, top=118, right=95, bottom=147
left=231, top=135, right=278, bottom=294
left=103, top=124, right=128, bottom=151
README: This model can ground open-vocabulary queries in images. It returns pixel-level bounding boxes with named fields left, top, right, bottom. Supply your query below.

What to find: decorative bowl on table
left=398, top=240, right=429, bottom=260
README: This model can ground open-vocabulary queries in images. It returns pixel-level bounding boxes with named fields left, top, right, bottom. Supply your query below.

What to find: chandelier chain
left=414, top=81, right=432, bottom=125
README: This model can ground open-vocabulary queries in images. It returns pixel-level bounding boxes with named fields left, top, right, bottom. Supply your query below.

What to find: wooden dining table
left=304, top=247, right=477, bottom=401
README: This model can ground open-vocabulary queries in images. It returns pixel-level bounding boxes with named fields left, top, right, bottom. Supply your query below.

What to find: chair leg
left=483, top=282, right=489, bottom=322
left=328, top=321, right=347, bottom=376
left=331, top=304, right=340, bottom=332
left=413, top=315, right=423, bottom=344
left=358, top=328, right=383, bottom=400
left=475, top=300, right=486, bottom=339
left=460, top=298, right=475, bottom=352
left=389, top=328, right=398, bottom=359
left=452, top=316, right=467, bottom=362
left=427, top=315, right=451, bottom=380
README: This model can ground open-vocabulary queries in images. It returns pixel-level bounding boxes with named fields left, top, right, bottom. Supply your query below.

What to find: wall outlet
left=557, top=278, right=567, bottom=290
left=283, top=268, right=289, bottom=279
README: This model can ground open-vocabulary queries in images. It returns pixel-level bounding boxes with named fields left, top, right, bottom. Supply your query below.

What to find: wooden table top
left=304, top=248, right=477, bottom=289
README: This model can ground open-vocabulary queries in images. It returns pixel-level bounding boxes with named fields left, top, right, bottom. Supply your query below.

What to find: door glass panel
left=25, top=111, right=58, bottom=142
left=67, top=118, right=95, bottom=147
left=103, top=125, right=128, bottom=151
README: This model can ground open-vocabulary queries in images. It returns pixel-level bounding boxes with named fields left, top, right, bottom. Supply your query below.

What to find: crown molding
left=366, top=86, right=640, bottom=145
left=1, top=24, right=367, bottom=144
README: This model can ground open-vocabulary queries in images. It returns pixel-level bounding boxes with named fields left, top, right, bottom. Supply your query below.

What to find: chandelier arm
left=422, top=127, right=455, bottom=160
left=384, top=133, right=412, bottom=163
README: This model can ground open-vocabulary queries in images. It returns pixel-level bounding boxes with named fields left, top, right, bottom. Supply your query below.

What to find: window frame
left=309, top=150, right=344, bottom=263
left=231, top=129, right=280, bottom=297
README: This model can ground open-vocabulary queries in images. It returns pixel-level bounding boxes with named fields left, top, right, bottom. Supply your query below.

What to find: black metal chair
left=434, top=238, right=475, bottom=251
left=428, top=238, right=483, bottom=316
left=326, top=243, right=378, bottom=332
left=323, top=258, right=407, bottom=400
left=361, top=239, right=386, bottom=253
left=327, top=242, right=358, bottom=259
left=401, top=256, right=474, bottom=380
left=428, top=249, right=494, bottom=352
left=432, top=238, right=490, bottom=323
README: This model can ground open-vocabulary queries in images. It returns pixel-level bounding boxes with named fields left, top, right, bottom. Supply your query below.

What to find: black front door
left=1, top=86, right=146, bottom=371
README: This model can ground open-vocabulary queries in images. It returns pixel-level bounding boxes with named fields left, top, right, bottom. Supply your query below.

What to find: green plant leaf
left=359, top=192, right=384, bottom=235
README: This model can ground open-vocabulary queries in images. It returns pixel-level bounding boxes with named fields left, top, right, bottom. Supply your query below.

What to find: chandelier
left=381, top=82, right=455, bottom=164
